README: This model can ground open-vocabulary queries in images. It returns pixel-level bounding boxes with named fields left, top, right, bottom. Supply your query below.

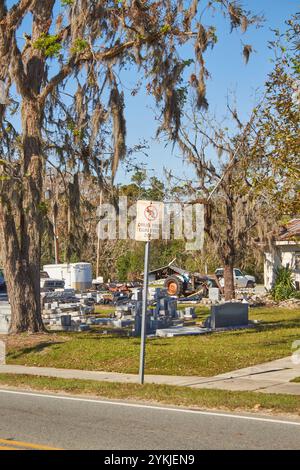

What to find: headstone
left=184, top=307, right=196, bottom=319
left=0, top=340, right=5, bottom=365
left=135, top=300, right=143, bottom=316
left=209, top=287, right=220, bottom=302
left=210, top=302, right=248, bottom=329
left=167, top=299, right=177, bottom=318
left=159, top=298, right=168, bottom=310
left=0, top=303, right=11, bottom=334
left=60, top=315, right=71, bottom=327
left=78, top=324, right=90, bottom=331
left=133, top=312, right=142, bottom=336
left=178, top=310, right=185, bottom=319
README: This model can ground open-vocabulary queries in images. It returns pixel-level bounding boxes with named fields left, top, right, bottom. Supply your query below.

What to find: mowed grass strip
left=0, top=373, right=299, bottom=415
left=291, top=377, right=300, bottom=383
left=4, top=307, right=300, bottom=377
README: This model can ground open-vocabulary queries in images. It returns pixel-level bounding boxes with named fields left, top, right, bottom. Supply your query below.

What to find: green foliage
left=71, top=38, right=89, bottom=55
left=182, top=59, right=194, bottom=67
left=33, top=33, right=62, bottom=58
left=61, top=0, right=74, bottom=6
left=37, top=201, right=48, bottom=215
left=66, top=120, right=84, bottom=139
left=68, top=252, right=80, bottom=263
left=116, top=255, right=131, bottom=281
left=131, top=169, right=147, bottom=187
left=116, top=244, right=144, bottom=281
left=161, top=24, right=171, bottom=34
left=271, top=266, right=296, bottom=301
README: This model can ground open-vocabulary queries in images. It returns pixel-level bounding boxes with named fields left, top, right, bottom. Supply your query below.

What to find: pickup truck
left=215, top=268, right=256, bottom=288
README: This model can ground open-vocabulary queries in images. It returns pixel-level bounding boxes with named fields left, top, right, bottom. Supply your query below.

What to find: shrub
left=271, top=266, right=296, bottom=301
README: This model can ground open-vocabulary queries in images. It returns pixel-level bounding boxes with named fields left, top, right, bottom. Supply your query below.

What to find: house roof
left=278, top=219, right=300, bottom=241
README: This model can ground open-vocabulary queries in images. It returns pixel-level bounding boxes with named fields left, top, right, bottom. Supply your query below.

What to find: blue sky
left=118, top=0, right=299, bottom=185
left=7, top=1, right=300, bottom=185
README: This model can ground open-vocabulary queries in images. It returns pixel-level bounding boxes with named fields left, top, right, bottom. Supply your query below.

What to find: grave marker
left=0, top=340, right=5, bottom=365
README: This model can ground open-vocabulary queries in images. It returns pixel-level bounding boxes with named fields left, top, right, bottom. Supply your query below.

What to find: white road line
left=0, top=388, right=300, bottom=427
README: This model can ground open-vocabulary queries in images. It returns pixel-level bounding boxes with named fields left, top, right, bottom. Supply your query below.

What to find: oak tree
left=0, top=0, right=258, bottom=332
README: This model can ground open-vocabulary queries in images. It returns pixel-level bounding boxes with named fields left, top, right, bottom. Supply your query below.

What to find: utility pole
left=96, top=190, right=103, bottom=278
left=45, top=169, right=59, bottom=264
left=53, top=201, right=59, bottom=264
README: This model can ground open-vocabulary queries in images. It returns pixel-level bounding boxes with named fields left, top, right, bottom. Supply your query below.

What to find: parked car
left=215, top=268, right=256, bottom=288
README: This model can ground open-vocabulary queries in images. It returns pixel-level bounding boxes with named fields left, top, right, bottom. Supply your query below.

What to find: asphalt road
left=0, top=388, right=300, bottom=450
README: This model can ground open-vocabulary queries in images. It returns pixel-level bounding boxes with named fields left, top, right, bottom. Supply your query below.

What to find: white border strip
left=1, top=388, right=300, bottom=427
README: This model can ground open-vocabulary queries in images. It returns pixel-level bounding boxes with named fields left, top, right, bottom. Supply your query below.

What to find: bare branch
left=1, top=0, right=33, bottom=28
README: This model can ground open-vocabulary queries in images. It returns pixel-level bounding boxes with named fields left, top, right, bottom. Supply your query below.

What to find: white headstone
left=0, top=340, right=6, bottom=365
left=209, top=287, right=220, bottom=302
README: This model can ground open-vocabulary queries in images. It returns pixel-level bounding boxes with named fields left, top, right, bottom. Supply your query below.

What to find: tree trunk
left=0, top=99, right=45, bottom=333
left=223, top=261, right=235, bottom=301
left=0, top=205, right=44, bottom=333
left=0, top=1, right=56, bottom=333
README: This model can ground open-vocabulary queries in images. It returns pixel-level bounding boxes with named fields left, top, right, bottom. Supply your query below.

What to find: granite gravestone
left=210, top=302, right=249, bottom=329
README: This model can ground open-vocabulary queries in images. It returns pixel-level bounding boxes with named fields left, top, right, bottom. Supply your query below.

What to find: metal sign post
left=139, top=239, right=150, bottom=385
left=135, top=200, right=163, bottom=385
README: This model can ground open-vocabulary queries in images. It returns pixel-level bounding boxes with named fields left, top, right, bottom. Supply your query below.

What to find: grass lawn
left=3, top=307, right=300, bottom=377
left=93, top=305, right=115, bottom=316
left=0, top=373, right=299, bottom=415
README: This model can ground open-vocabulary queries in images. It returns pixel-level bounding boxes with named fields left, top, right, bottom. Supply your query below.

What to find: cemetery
left=0, top=256, right=298, bottom=340
left=1, top=259, right=299, bottom=379
left=0, top=264, right=255, bottom=337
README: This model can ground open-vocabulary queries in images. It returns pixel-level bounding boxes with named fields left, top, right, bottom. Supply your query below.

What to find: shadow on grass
left=257, top=319, right=300, bottom=331
left=7, top=341, right=63, bottom=360
left=72, top=333, right=138, bottom=342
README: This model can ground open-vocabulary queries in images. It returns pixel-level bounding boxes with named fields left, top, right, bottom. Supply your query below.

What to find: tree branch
left=39, top=29, right=174, bottom=104
left=1, top=0, right=33, bottom=28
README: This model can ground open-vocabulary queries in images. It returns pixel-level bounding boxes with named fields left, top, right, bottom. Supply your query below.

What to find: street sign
left=135, top=200, right=163, bottom=241
left=135, top=200, right=163, bottom=384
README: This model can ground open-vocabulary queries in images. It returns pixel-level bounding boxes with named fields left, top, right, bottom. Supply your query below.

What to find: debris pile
left=277, top=298, right=300, bottom=309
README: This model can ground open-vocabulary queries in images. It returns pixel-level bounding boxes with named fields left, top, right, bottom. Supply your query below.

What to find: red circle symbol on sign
left=144, top=205, right=158, bottom=222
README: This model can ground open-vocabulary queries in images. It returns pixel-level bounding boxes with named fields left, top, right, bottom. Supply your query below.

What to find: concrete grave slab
left=156, top=326, right=210, bottom=337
